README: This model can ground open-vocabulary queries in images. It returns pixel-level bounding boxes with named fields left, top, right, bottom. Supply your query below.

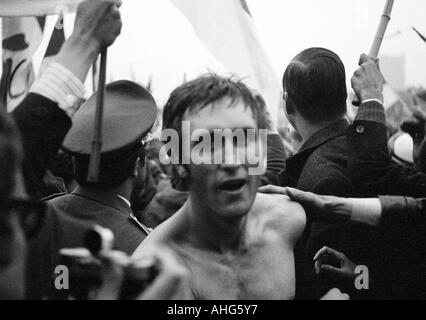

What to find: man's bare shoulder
left=132, top=209, right=186, bottom=258
left=249, top=193, right=307, bottom=245
left=251, top=192, right=306, bottom=223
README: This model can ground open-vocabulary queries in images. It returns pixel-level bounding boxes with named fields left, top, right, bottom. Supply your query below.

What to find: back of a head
left=283, top=47, right=347, bottom=123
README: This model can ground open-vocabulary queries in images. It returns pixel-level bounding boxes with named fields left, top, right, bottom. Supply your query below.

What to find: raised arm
left=259, top=185, right=426, bottom=235
left=12, top=0, right=122, bottom=199
left=349, top=54, right=426, bottom=198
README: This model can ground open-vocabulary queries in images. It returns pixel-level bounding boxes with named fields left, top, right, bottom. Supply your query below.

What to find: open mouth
left=218, top=179, right=247, bottom=192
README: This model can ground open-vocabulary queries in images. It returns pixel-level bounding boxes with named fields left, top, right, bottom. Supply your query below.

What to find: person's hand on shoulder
left=258, top=186, right=352, bottom=221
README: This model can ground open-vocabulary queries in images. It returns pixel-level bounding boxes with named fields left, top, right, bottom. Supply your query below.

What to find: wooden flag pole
left=353, top=0, right=395, bottom=106
left=92, top=59, right=98, bottom=93
left=369, top=0, right=395, bottom=58
left=87, top=48, right=107, bottom=183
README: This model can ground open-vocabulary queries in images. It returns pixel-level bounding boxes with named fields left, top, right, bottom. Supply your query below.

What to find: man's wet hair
left=163, top=74, right=271, bottom=135
left=283, top=47, right=348, bottom=123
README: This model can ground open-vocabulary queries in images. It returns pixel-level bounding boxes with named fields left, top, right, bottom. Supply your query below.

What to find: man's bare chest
left=178, top=239, right=296, bottom=300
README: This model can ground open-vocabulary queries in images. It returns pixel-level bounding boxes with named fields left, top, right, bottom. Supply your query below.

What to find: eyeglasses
left=141, top=133, right=153, bottom=146
left=0, top=198, right=47, bottom=239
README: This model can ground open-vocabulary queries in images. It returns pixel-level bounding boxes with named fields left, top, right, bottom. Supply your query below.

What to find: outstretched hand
left=314, top=246, right=357, bottom=282
left=258, top=185, right=352, bottom=221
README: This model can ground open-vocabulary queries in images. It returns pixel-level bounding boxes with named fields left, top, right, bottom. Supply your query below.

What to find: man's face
left=183, top=98, right=262, bottom=220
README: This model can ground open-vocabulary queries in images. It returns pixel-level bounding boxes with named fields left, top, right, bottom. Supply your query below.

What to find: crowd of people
left=1, top=0, right=425, bottom=300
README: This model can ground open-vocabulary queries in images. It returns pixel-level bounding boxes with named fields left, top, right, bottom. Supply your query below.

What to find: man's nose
left=220, top=153, right=246, bottom=173
left=222, top=150, right=246, bottom=167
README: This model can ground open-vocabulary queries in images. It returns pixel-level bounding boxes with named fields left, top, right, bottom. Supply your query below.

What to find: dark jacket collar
left=299, top=119, right=349, bottom=153
left=72, top=186, right=133, bottom=217
left=279, top=119, right=349, bottom=186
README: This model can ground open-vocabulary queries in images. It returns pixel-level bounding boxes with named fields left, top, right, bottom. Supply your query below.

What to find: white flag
left=171, top=0, right=285, bottom=130
left=0, top=0, right=82, bottom=17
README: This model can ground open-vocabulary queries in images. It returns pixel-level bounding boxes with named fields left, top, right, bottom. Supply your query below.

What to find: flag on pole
left=170, top=0, right=285, bottom=129
left=0, top=17, right=45, bottom=111
left=0, top=0, right=82, bottom=17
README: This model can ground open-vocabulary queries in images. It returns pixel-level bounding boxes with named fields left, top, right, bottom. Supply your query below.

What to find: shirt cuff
left=30, top=62, right=86, bottom=118
left=355, top=100, right=386, bottom=124
left=378, top=196, right=420, bottom=231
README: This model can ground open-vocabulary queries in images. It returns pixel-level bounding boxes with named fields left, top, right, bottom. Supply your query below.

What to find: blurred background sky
left=4, top=0, right=426, bottom=106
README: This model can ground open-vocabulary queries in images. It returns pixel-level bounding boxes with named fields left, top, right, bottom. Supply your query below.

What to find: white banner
left=1, top=17, right=45, bottom=111
left=171, top=0, right=285, bottom=130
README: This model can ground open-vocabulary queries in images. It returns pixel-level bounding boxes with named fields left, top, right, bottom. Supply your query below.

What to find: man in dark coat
left=348, top=54, right=426, bottom=198
left=270, top=48, right=375, bottom=299
left=346, top=53, right=426, bottom=298
left=259, top=184, right=426, bottom=299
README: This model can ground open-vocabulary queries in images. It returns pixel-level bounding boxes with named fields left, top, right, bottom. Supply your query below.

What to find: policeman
left=47, top=80, right=157, bottom=254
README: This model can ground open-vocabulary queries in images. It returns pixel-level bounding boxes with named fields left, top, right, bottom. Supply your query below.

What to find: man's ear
left=284, top=92, right=296, bottom=116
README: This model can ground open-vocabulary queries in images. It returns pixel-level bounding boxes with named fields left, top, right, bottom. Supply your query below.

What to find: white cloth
left=362, top=98, right=384, bottom=106
left=116, top=194, right=131, bottom=208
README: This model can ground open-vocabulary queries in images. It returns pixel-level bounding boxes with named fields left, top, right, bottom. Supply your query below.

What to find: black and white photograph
left=0, top=0, right=425, bottom=309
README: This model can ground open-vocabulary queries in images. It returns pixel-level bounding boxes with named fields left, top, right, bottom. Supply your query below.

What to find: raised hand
left=351, top=53, right=385, bottom=104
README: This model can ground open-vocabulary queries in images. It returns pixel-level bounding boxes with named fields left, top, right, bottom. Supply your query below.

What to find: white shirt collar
left=116, top=195, right=131, bottom=208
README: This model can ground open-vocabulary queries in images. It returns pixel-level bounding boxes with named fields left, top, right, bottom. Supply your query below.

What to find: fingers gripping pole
left=353, top=0, right=395, bottom=106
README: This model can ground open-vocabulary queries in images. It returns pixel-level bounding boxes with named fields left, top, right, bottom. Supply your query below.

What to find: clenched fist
left=73, top=0, right=123, bottom=51
left=351, top=54, right=385, bottom=104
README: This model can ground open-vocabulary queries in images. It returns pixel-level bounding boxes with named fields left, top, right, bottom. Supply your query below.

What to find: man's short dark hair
left=73, top=142, right=144, bottom=189
left=163, top=74, right=271, bottom=135
left=283, top=47, right=347, bottom=123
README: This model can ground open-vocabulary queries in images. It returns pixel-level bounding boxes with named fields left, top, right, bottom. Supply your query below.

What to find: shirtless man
left=133, top=75, right=347, bottom=300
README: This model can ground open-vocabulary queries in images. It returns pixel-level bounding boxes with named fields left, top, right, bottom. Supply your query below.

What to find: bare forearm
left=54, top=34, right=99, bottom=83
